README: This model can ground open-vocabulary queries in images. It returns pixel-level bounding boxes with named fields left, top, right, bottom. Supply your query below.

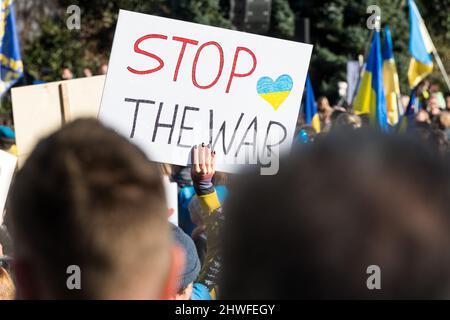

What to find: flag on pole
left=304, top=75, right=320, bottom=133
left=353, top=31, right=388, bottom=132
left=0, top=0, right=23, bottom=96
left=398, top=87, right=417, bottom=133
left=407, top=0, right=433, bottom=89
left=382, top=26, right=400, bottom=126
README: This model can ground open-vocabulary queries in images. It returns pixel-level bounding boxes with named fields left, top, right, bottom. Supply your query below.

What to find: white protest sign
left=99, top=10, right=313, bottom=173
left=347, top=61, right=361, bottom=105
left=163, top=176, right=178, bottom=226
left=0, top=150, right=17, bottom=225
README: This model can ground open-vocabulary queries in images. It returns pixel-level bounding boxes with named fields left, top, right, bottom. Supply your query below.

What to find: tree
left=23, top=0, right=231, bottom=81
left=289, top=0, right=411, bottom=102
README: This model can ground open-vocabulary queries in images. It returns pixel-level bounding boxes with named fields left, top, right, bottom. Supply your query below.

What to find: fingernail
left=202, top=142, right=205, bottom=147
left=213, top=151, right=216, bottom=155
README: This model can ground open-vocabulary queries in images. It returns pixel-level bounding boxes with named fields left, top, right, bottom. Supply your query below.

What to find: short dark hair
left=222, top=130, right=450, bottom=299
left=8, top=119, right=169, bottom=299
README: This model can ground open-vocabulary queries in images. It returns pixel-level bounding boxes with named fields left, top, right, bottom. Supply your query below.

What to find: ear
left=160, top=244, right=185, bottom=300
left=12, top=257, right=40, bottom=300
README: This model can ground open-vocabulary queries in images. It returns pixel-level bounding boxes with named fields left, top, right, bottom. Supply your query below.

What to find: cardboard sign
left=99, top=10, right=313, bottom=172
left=12, top=76, right=105, bottom=166
left=0, top=150, right=17, bottom=225
left=347, top=61, right=361, bottom=105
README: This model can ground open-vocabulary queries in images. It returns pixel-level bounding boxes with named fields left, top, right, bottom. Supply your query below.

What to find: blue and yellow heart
left=257, top=74, right=293, bottom=110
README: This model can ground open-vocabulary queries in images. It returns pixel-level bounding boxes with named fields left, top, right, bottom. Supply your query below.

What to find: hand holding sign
left=191, top=143, right=215, bottom=193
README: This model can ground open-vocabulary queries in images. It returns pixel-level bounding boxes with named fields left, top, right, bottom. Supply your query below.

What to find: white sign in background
left=0, top=150, right=17, bottom=225
left=99, top=10, right=313, bottom=173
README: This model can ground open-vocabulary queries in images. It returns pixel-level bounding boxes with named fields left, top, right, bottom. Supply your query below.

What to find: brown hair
left=439, top=111, right=450, bottom=129
left=222, top=130, right=450, bottom=299
left=0, top=267, right=14, bottom=300
left=8, top=119, right=170, bottom=299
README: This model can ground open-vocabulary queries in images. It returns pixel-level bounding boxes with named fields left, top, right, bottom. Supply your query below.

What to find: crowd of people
left=0, top=78, right=449, bottom=299
left=60, top=63, right=108, bottom=81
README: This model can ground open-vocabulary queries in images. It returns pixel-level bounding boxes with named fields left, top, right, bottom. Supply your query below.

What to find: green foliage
left=21, top=0, right=450, bottom=98
left=24, top=18, right=85, bottom=81
left=269, top=0, right=295, bottom=39
left=289, top=0, right=450, bottom=100
left=23, top=0, right=231, bottom=81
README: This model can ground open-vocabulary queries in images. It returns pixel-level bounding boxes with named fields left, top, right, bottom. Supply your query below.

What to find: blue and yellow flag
left=407, top=0, right=433, bottom=89
left=382, top=26, right=400, bottom=126
left=304, top=75, right=320, bottom=133
left=398, top=87, right=417, bottom=133
left=353, top=31, right=388, bottom=132
left=0, top=0, right=23, bottom=96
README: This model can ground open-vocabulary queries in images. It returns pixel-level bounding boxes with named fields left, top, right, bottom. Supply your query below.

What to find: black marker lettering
left=124, top=98, right=155, bottom=138
left=262, top=120, right=287, bottom=157
left=235, top=116, right=257, bottom=158
left=177, top=106, right=200, bottom=148
left=152, top=102, right=179, bottom=144
left=210, top=111, right=244, bottom=155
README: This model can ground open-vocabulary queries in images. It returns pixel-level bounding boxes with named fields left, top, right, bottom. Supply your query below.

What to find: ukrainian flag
left=382, top=26, right=400, bottom=126
left=398, top=87, right=417, bottom=133
left=0, top=0, right=23, bottom=96
left=353, top=31, right=388, bottom=132
left=407, top=0, right=433, bottom=89
left=304, top=75, right=320, bottom=133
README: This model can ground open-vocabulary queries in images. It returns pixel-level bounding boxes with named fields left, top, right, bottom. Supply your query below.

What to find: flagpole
left=431, top=48, right=450, bottom=92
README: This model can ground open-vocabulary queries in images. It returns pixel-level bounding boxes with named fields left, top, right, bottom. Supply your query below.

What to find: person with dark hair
left=330, top=112, right=362, bottom=132
left=221, top=130, right=450, bottom=299
left=439, top=111, right=450, bottom=140
left=414, top=125, right=449, bottom=156
left=7, top=119, right=184, bottom=299
left=61, top=67, right=74, bottom=80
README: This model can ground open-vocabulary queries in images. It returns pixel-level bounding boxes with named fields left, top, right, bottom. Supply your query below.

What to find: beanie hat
left=171, top=224, right=201, bottom=290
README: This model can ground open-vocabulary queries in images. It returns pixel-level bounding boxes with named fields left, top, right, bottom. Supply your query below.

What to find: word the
left=127, top=34, right=257, bottom=94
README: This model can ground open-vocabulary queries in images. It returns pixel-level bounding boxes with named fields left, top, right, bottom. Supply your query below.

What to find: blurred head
left=330, top=112, right=361, bottom=131
left=440, top=111, right=450, bottom=130
left=416, top=109, right=430, bottom=123
left=446, top=96, right=450, bottom=110
left=317, top=96, right=331, bottom=112
left=61, top=68, right=73, bottom=80
left=430, top=83, right=439, bottom=93
left=0, top=267, right=14, bottom=300
left=222, top=130, right=450, bottom=299
left=8, top=119, right=183, bottom=299
left=428, top=95, right=440, bottom=115
left=83, top=68, right=93, bottom=77
left=414, top=126, right=449, bottom=156
left=99, top=64, right=108, bottom=75
left=171, top=225, right=200, bottom=300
